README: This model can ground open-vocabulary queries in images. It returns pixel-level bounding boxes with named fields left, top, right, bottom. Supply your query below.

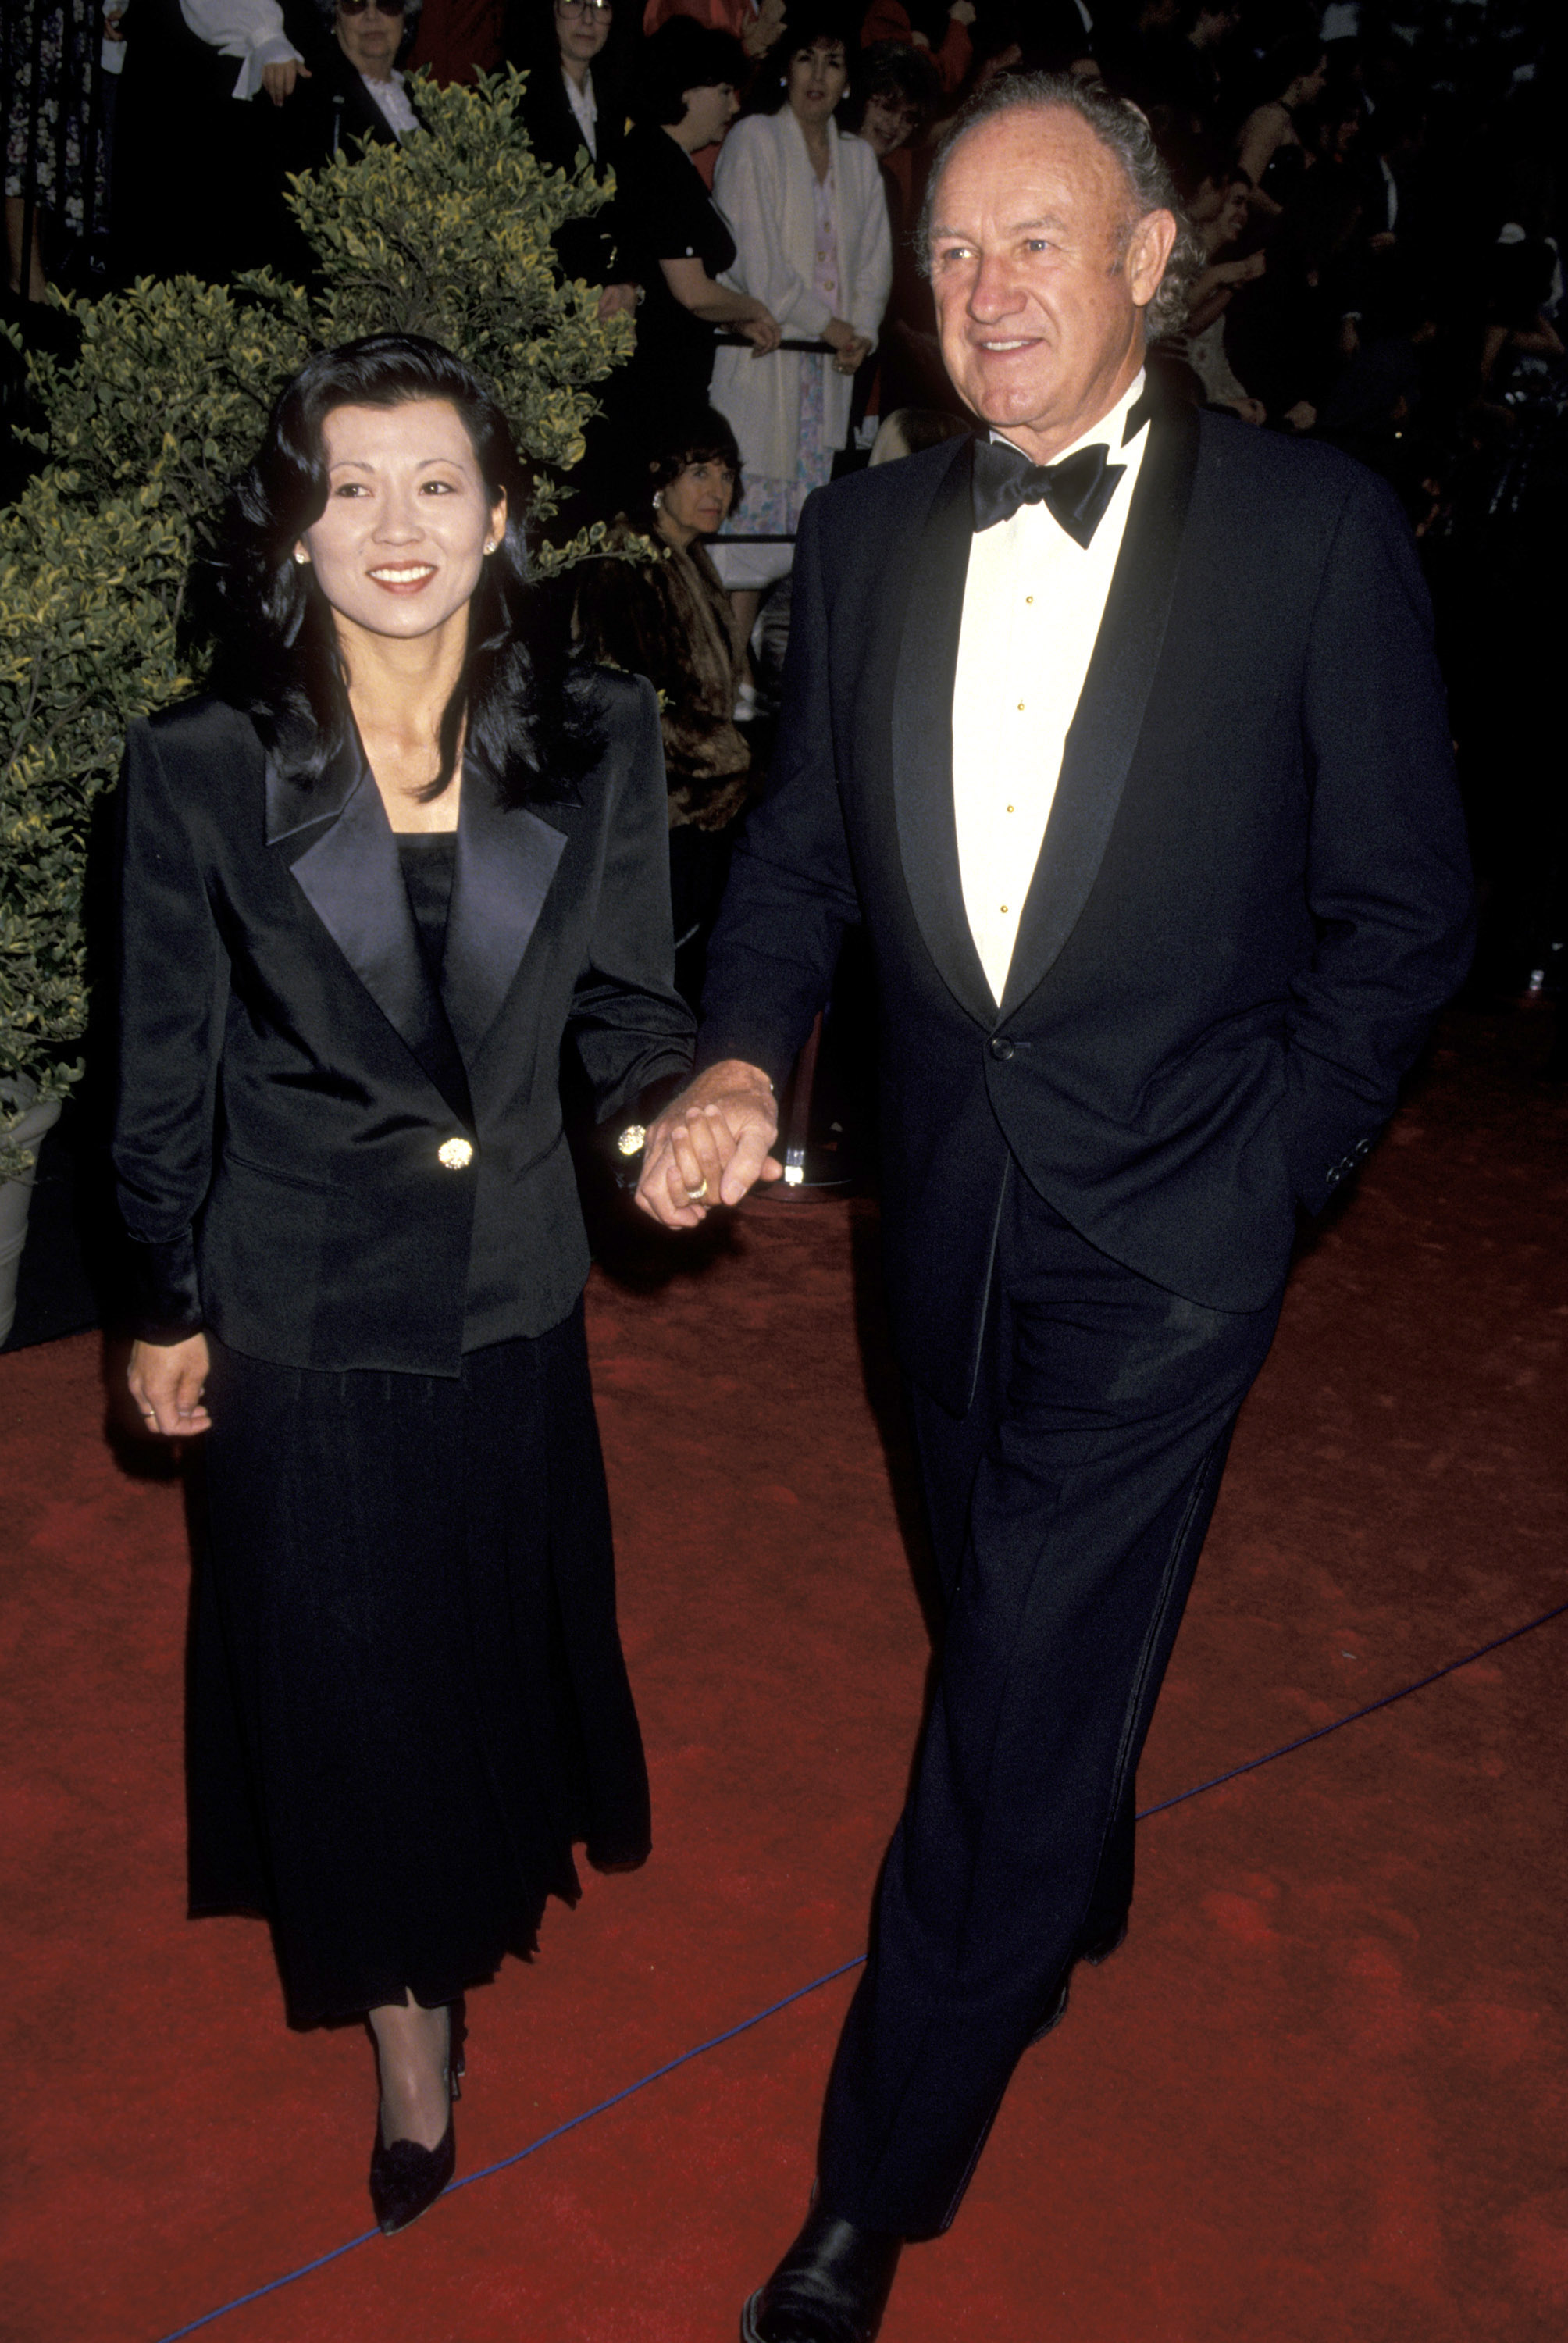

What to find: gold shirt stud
left=438, top=1137, right=474, bottom=1169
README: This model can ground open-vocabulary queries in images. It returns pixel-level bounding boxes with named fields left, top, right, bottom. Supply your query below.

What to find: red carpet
left=2, top=1011, right=1565, bottom=2342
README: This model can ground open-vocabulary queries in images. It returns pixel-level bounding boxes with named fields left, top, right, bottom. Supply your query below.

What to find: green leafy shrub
left=0, top=68, right=627, bottom=1175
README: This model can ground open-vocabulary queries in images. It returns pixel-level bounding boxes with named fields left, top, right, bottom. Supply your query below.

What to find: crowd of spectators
left=5, top=0, right=1565, bottom=1000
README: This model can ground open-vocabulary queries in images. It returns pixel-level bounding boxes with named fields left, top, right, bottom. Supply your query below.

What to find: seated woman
left=708, top=1, right=891, bottom=636
left=609, top=16, right=782, bottom=432
left=118, top=333, right=693, bottom=2237
left=572, top=406, right=752, bottom=1004
left=1168, top=149, right=1267, bottom=424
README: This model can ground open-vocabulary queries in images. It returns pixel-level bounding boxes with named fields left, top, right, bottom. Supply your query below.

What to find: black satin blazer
left=114, top=674, right=693, bottom=1375
left=698, top=403, right=1474, bottom=1413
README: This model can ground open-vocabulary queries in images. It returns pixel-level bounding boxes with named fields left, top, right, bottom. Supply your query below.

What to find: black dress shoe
left=368, top=1996, right=465, bottom=2235
left=741, top=2202, right=903, bottom=2343
left=369, top=2113, right=456, bottom=2235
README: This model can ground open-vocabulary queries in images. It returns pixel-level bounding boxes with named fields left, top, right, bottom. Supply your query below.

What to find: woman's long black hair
left=203, top=333, right=597, bottom=804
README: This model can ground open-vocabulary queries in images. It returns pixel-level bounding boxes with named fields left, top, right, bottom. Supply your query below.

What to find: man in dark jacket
left=637, top=71, right=1473, bottom=2343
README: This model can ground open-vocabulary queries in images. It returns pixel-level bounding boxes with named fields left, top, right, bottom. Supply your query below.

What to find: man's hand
left=635, top=1061, right=782, bottom=1229
left=128, top=1332, right=212, bottom=1437
left=597, top=282, right=639, bottom=322
left=262, top=57, right=309, bottom=105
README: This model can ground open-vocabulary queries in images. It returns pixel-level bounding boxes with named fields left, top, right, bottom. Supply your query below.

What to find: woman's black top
left=614, top=123, right=736, bottom=410
left=398, top=831, right=457, bottom=979
left=517, top=56, right=625, bottom=286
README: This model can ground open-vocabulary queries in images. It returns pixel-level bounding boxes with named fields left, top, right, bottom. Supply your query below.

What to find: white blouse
left=180, top=0, right=301, bottom=102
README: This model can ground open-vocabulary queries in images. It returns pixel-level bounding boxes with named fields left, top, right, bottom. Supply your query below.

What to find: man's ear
left=1128, top=208, right=1179, bottom=310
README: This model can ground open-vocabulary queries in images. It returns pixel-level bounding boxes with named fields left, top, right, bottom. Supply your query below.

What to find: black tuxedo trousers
left=818, top=1170, right=1283, bottom=2236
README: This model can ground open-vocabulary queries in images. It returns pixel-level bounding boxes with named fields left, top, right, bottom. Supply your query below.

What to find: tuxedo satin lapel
left=999, top=402, right=1201, bottom=1019
left=441, top=764, right=568, bottom=1064
left=892, top=440, right=996, bottom=1029
left=273, top=742, right=474, bottom=1127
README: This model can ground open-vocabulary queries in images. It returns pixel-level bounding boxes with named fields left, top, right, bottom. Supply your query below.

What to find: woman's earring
left=293, top=547, right=308, bottom=566
left=652, top=490, right=663, bottom=510
left=483, top=540, right=496, bottom=554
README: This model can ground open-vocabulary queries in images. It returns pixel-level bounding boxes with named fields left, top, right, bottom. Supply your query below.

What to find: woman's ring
left=686, top=1181, right=708, bottom=1202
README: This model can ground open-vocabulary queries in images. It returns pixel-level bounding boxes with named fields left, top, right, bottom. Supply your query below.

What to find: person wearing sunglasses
left=283, top=0, right=429, bottom=173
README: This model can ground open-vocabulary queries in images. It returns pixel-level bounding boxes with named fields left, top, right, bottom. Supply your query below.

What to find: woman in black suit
left=283, top=0, right=428, bottom=173
left=509, top=0, right=638, bottom=317
left=116, top=333, right=693, bottom=2235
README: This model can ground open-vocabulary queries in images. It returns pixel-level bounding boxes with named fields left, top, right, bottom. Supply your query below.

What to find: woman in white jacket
left=709, top=4, right=891, bottom=629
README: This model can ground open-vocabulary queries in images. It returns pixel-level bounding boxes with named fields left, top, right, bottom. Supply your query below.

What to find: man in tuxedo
left=636, top=73, right=1472, bottom=2343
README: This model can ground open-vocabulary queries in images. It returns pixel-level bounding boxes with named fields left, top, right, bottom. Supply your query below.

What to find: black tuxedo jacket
left=114, top=677, right=692, bottom=1375
left=699, top=405, right=1474, bottom=1414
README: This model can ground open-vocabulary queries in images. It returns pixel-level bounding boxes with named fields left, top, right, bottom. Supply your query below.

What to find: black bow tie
left=971, top=437, right=1124, bottom=544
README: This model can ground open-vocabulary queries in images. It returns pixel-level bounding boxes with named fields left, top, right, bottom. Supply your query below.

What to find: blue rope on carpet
left=151, top=1596, right=1568, bottom=2343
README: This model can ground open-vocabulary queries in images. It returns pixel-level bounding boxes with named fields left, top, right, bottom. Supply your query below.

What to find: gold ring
left=686, top=1182, right=708, bottom=1202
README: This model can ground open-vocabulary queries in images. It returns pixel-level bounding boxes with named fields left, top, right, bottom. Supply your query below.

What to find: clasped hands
left=634, top=1061, right=783, bottom=1229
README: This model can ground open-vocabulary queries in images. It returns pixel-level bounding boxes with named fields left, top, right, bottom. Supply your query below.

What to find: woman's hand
left=822, top=317, right=871, bottom=375
left=739, top=305, right=783, bottom=355
left=597, top=282, right=640, bottom=322
left=261, top=57, right=309, bottom=105
left=128, top=1333, right=212, bottom=1438
left=635, top=1063, right=782, bottom=1228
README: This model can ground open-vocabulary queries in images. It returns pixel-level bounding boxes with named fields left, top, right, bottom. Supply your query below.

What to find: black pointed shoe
left=369, top=1996, right=465, bottom=2235
left=741, top=2202, right=903, bottom=2343
left=369, top=2113, right=456, bottom=2235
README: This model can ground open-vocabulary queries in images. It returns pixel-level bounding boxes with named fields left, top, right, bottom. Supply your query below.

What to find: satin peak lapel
left=891, top=439, right=996, bottom=1029
left=267, top=743, right=473, bottom=1126
left=998, top=401, right=1199, bottom=1019
left=442, top=765, right=568, bottom=1064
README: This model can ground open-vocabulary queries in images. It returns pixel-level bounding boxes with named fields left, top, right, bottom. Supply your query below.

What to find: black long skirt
left=187, top=1301, right=650, bottom=2027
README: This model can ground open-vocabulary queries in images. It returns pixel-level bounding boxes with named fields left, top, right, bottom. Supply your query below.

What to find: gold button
left=1007, top=804, right=1014, bottom=813
left=1017, top=702, right=1025, bottom=711
left=1000, top=904, right=1009, bottom=915
left=438, top=1137, right=473, bottom=1169
left=1025, top=594, right=1034, bottom=604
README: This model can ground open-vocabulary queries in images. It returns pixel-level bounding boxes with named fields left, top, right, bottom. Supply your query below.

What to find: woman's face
left=786, top=39, right=847, bottom=128
left=1213, top=176, right=1249, bottom=244
left=335, top=0, right=405, bottom=80
left=657, top=455, right=736, bottom=545
left=1291, top=55, right=1328, bottom=105
left=555, top=0, right=611, bottom=74
left=680, top=80, right=740, bottom=149
left=859, top=87, right=920, bottom=159
left=295, top=398, right=506, bottom=647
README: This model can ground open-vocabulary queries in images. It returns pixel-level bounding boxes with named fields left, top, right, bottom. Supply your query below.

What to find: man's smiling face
left=928, top=105, right=1174, bottom=463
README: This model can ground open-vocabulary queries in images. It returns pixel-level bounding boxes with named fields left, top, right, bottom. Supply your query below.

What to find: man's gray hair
left=918, top=73, right=1203, bottom=343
